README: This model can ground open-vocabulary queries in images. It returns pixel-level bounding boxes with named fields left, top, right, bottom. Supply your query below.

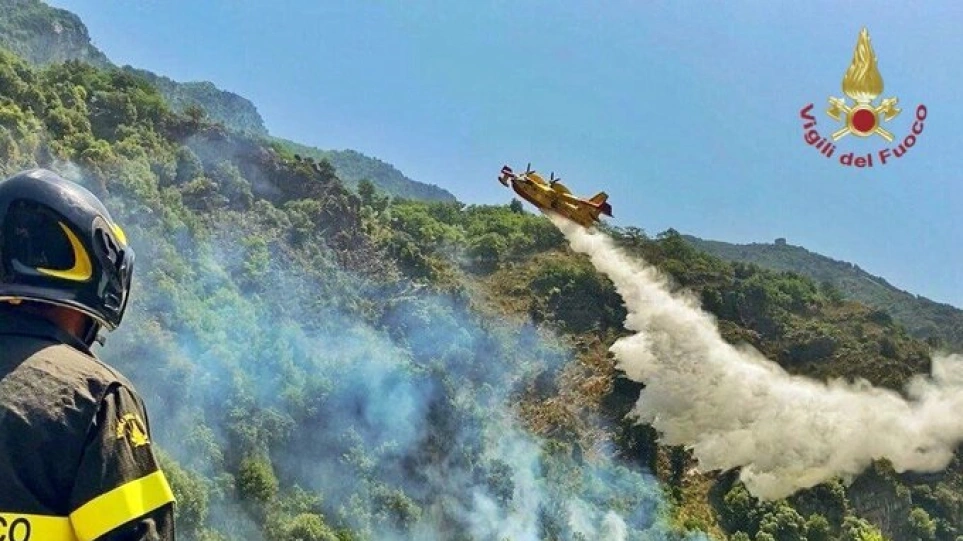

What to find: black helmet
left=0, top=168, right=134, bottom=334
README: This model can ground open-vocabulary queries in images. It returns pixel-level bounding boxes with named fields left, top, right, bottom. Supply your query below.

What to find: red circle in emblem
left=851, top=108, right=877, bottom=133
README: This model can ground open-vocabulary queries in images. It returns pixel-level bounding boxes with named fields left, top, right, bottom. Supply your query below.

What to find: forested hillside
left=0, top=0, right=265, bottom=134
left=0, top=8, right=961, bottom=540
left=270, top=137, right=457, bottom=202
left=0, top=0, right=109, bottom=67
left=0, top=0, right=459, bottom=203
left=122, top=67, right=269, bottom=137
left=684, top=236, right=963, bottom=353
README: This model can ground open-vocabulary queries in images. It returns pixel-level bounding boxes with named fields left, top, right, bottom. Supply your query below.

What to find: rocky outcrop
left=0, top=0, right=110, bottom=67
left=0, top=0, right=267, bottom=136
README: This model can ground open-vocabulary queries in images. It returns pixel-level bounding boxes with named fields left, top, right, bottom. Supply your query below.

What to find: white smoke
left=464, top=423, right=646, bottom=541
left=552, top=215, right=963, bottom=500
left=567, top=500, right=629, bottom=541
left=601, top=511, right=629, bottom=541
left=467, top=431, right=543, bottom=541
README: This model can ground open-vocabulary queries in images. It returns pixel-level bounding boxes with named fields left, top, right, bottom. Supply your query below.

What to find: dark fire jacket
left=0, top=310, right=175, bottom=540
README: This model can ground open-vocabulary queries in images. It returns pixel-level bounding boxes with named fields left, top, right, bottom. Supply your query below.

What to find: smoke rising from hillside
left=60, top=148, right=691, bottom=539
left=553, top=215, right=963, bottom=500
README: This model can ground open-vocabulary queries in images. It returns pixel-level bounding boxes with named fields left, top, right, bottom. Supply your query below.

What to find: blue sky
left=49, top=1, right=963, bottom=307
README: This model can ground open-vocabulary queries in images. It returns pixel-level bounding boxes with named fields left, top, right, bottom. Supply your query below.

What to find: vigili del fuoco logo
left=800, top=28, right=926, bottom=167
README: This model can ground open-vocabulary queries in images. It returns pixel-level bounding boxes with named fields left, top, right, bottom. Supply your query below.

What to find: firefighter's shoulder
left=18, top=340, right=135, bottom=402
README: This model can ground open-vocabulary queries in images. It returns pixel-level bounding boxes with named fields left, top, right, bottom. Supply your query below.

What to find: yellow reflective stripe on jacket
left=69, top=470, right=175, bottom=541
left=0, top=512, right=78, bottom=541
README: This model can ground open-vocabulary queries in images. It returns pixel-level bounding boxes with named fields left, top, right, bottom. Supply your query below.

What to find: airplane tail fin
left=589, top=192, right=613, bottom=217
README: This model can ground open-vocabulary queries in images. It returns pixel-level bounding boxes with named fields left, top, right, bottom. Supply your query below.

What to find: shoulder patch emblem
left=116, top=413, right=150, bottom=448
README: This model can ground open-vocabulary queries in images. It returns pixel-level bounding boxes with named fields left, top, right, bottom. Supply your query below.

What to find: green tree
left=358, top=178, right=376, bottom=206
left=174, top=146, right=204, bottom=185
left=468, top=232, right=507, bottom=270
left=237, top=455, right=279, bottom=504
left=908, top=507, right=937, bottom=540
left=158, top=453, right=210, bottom=537
left=804, top=514, right=831, bottom=541
left=839, top=516, right=885, bottom=541
left=185, top=103, right=207, bottom=126
left=210, top=161, right=253, bottom=210
left=756, top=503, right=806, bottom=541
left=358, top=178, right=389, bottom=213
left=721, top=483, right=758, bottom=534
left=240, top=235, right=270, bottom=287
left=279, top=514, right=339, bottom=541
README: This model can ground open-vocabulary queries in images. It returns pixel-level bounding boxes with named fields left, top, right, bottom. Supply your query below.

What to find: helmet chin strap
left=82, top=320, right=105, bottom=347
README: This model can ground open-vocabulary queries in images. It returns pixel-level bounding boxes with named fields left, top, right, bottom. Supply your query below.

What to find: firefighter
left=0, top=169, right=175, bottom=540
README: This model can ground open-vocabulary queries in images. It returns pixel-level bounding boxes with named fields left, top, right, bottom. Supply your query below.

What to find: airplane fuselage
left=508, top=173, right=603, bottom=228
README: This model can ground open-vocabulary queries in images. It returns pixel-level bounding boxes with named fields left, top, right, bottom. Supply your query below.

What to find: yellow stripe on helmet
left=110, top=222, right=128, bottom=246
left=36, top=222, right=93, bottom=282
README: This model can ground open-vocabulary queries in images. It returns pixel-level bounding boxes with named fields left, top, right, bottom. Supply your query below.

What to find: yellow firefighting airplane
left=498, top=164, right=612, bottom=228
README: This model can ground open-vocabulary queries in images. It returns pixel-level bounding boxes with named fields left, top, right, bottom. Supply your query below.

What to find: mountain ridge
left=0, top=0, right=109, bottom=67
left=1, top=0, right=458, bottom=203
left=683, top=234, right=963, bottom=352
left=0, top=0, right=268, bottom=136
left=270, top=137, right=457, bottom=202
